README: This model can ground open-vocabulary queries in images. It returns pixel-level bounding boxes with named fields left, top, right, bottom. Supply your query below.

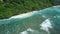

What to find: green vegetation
left=0, top=0, right=60, bottom=19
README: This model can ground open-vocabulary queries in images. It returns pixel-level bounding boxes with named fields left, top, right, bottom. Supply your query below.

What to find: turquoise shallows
left=0, top=6, right=60, bottom=34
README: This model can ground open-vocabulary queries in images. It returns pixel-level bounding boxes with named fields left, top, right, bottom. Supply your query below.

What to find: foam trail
left=40, top=19, right=52, bottom=34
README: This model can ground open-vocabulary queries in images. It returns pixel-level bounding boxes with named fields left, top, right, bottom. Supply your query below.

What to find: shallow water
left=0, top=6, right=60, bottom=34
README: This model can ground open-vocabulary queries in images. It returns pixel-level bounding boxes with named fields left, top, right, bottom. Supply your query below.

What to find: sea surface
left=0, top=6, right=60, bottom=34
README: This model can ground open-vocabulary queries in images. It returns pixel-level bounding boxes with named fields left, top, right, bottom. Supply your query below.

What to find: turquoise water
left=0, top=6, right=60, bottom=34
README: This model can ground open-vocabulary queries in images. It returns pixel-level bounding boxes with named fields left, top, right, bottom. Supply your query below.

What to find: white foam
left=40, top=19, right=52, bottom=34
left=20, top=28, right=40, bottom=34
left=53, top=5, right=60, bottom=7
left=27, top=28, right=34, bottom=32
left=20, top=19, right=52, bottom=34
left=10, top=11, right=37, bottom=19
left=20, top=28, right=34, bottom=34
left=20, top=31, right=28, bottom=34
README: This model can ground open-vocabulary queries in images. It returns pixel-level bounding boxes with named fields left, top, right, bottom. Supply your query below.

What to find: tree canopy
left=0, top=0, right=60, bottom=19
